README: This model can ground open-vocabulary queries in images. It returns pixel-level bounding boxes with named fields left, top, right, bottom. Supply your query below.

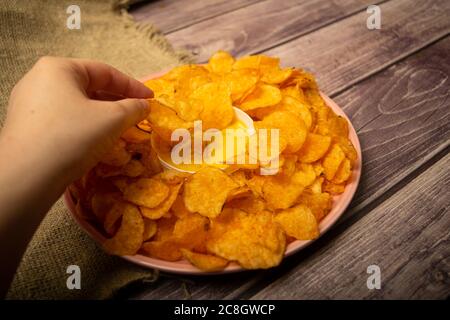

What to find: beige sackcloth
left=1, top=0, right=192, bottom=299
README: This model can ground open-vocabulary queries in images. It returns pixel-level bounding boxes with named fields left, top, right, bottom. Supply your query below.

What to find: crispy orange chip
left=297, top=133, right=331, bottom=163
left=183, top=167, right=239, bottom=218
left=207, top=210, right=285, bottom=269
left=123, top=178, right=170, bottom=208
left=297, top=191, right=332, bottom=222
left=100, top=139, right=131, bottom=167
left=140, top=183, right=182, bottom=219
left=332, top=158, right=352, bottom=184
left=90, top=192, right=121, bottom=221
left=257, top=110, right=307, bottom=153
left=103, top=204, right=144, bottom=255
left=121, top=126, right=152, bottom=143
left=239, top=84, right=282, bottom=111
left=143, top=218, right=157, bottom=241
left=144, top=78, right=175, bottom=98
left=322, top=143, right=346, bottom=180
left=181, top=249, right=229, bottom=272
left=208, top=50, right=235, bottom=74
left=147, top=100, right=193, bottom=142
left=222, top=69, right=259, bottom=102
left=142, top=240, right=182, bottom=261
left=275, top=204, right=319, bottom=240
left=189, top=82, right=234, bottom=129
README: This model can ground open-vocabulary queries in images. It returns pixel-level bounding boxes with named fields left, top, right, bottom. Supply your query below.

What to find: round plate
left=64, top=71, right=362, bottom=275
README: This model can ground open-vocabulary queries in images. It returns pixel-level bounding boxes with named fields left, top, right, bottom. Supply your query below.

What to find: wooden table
left=129, top=0, right=450, bottom=299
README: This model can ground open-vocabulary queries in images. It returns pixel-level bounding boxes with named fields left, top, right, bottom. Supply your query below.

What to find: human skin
left=0, top=57, right=153, bottom=297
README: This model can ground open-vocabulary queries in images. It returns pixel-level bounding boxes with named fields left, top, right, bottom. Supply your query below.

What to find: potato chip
left=156, top=169, right=191, bottom=185
left=208, top=50, right=235, bottom=74
left=137, top=119, right=152, bottom=133
left=103, top=204, right=144, bottom=255
left=147, top=100, right=193, bottom=142
left=225, top=195, right=266, bottom=214
left=154, top=215, right=177, bottom=241
left=257, top=110, right=307, bottom=153
left=183, top=167, right=239, bottom=218
left=121, top=126, right=152, bottom=143
left=292, top=163, right=316, bottom=187
left=142, top=240, right=182, bottom=261
left=323, top=181, right=345, bottom=194
left=121, top=160, right=145, bottom=177
left=100, top=139, right=131, bottom=167
left=207, top=210, right=285, bottom=269
left=103, top=201, right=138, bottom=236
left=90, top=192, right=120, bottom=221
left=233, top=55, right=278, bottom=70
left=239, top=84, right=282, bottom=111
left=246, top=174, right=266, bottom=197
left=226, top=186, right=252, bottom=202
left=161, top=64, right=207, bottom=82
left=297, top=133, right=331, bottom=163
left=308, top=177, right=324, bottom=194
left=173, top=213, right=209, bottom=251
left=262, top=171, right=304, bottom=210
left=144, top=78, right=175, bottom=98
left=181, top=249, right=229, bottom=272
left=94, top=163, right=122, bottom=178
left=171, top=195, right=192, bottom=219
left=189, top=82, right=234, bottom=130
left=261, top=67, right=293, bottom=84
left=332, top=158, right=352, bottom=184
left=124, top=178, right=170, bottom=208
left=253, top=96, right=312, bottom=129
left=297, top=191, right=332, bottom=221
left=335, top=136, right=358, bottom=165
left=285, top=70, right=317, bottom=89
left=142, top=218, right=157, bottom=241
left=281, top=85, right=304, bottom=102
left=322, top=143, right=346, bottom=180
left=140, top=183, right=182, bottom=219
left=222, top=69, right=259, bottom=102
left=275, top=204, right=319, bottom=240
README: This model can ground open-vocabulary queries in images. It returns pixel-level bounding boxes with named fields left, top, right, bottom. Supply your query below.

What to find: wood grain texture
left=165, top=0, right=379, bottom=60
left=130, top=0, right=261, bottom=33
left=166, top=0, right=450, bottom=98
left=253, top=153, right=450, bottom=299
left=135, top=36, right=450, bottom=300
left=264, top=0, right=450, bottom=95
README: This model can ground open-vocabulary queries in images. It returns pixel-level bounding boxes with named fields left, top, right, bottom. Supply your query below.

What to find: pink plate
left=64, top=71, right=362, bottom=275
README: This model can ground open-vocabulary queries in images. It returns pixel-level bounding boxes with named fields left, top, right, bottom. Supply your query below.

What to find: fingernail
left=143, top=86, right=154, bottom=98
left=139, top=99, right=150, bottom=115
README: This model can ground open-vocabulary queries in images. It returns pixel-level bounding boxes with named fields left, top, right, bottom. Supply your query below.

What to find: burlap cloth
left=1, top=0, right=192, bottom=299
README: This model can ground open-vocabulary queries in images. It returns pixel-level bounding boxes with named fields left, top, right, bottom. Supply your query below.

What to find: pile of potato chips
left=70, top=51, right=357, bottom=271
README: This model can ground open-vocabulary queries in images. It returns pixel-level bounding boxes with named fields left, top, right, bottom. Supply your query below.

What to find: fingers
left=72, top=59, right=153, bottom=99
left=95, top=98, right=150, bottom=132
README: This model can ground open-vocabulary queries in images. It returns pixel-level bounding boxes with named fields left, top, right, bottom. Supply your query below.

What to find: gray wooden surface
left=128, top=0, right=450, bottom=299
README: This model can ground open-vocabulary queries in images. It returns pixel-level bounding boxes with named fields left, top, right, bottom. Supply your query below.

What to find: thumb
left=110, top=98, right=150, bottom=130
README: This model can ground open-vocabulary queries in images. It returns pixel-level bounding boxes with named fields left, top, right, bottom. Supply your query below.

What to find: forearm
left=0, top=131, right=73, bottom=297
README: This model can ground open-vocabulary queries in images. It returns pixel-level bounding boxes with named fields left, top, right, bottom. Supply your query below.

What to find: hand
left=1, top=56, right=153, bottom=181
left=0, top=57, right=153, bottom=296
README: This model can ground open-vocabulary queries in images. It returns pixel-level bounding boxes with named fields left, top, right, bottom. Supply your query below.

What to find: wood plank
left=167, top=0, right=450, bottom=97
left=264, top=0, right=450, bottom=95
left=165, top=0, right=380, bottom=60
left=253, top=153, right=450, bottom=299
left=130, top=0, right=261, bottom=34
left=134, top=36, right=450, bottom=300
